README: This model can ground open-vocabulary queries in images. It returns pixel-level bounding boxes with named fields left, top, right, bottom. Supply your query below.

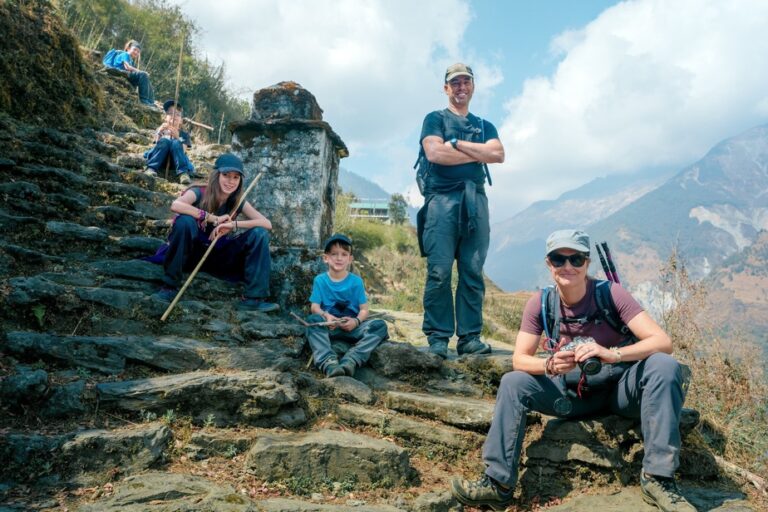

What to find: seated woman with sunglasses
left=450, top=229, right=695, bottom=512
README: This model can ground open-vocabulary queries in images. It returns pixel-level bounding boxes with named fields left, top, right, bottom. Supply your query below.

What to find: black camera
left=560, top=336, right=601, bottom=376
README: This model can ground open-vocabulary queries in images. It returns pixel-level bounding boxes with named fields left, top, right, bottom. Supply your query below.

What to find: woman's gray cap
left=545, top=229, right=590, bottom=255
left=214, top=153, right=244, bottom=175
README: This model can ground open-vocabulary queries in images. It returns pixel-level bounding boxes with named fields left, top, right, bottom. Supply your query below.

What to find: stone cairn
left=231, top=81, right=349, bottom=307
left=0, top=67, right=749, bottom=512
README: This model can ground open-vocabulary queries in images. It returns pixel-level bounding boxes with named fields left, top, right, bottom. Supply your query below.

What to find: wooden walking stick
left=160, top=171, right=265, bottom=321
left=165, top=31, right=186, bottom=181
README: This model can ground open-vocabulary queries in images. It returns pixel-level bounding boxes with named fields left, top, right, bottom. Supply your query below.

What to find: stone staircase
left=0, top=84, right=758, bottom=512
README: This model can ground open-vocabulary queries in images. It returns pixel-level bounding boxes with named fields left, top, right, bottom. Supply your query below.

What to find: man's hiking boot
left=450, top=474, right=514, bottom=511
left=237, top=298, right=279, bottom=313
left=428, top=340, right=448, bottom=359
left=152, top=287, right=177, bottom=302
left=640, top=472, right=697, bottom=512
left=144, top=168, right=158, bottom=177
left=179, top=172, right=191, bottom=185
left=339, top=358, right=357, bottom=377
left=457, top=339, right=492, bottom=356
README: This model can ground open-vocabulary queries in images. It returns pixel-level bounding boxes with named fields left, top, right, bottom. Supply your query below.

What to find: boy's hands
left=323, top=312, right=341, bottom=330
left=338, top=317, right=357, bottom=332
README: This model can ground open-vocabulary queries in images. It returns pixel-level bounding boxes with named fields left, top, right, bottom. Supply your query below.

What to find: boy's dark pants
left=127, top=70, right=155, bottom=105
left=305, top=314, right=388, bottom=370
left=162, top=214, right=271, bottom=298
left=145, top=138, right=194, bottom=175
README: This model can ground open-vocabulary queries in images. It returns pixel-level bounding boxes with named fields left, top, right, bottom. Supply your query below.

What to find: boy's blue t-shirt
left=111, top=51, right=134, bottom=70
left=309, top=272, right=367, bottom=317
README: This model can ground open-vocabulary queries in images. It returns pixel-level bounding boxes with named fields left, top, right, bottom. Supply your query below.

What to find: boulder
left=368, top=341, right=443, bottom=378
left=322, top=377, right=376, bottom=405
left=0, top=368, right=48, bottom=405
left=59, top=423, right=171, bottom=484
left=244, top=429, right=413, bottom=488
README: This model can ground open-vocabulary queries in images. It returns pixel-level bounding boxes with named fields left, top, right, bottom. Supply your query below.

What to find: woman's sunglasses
left=548, top=252, right=588, bottom=268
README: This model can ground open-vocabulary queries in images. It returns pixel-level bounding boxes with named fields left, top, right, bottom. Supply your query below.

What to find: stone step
left=96, top=369, right=305, bottom=427
left=0, top=423, right=170, bottom=487
left=383, top=390, right=494, bottom=431
left=244, top=429, right=414, bottom=489
left=74, top=472, right=259, bottom=512
left=336, top=403, right=484, bottom=451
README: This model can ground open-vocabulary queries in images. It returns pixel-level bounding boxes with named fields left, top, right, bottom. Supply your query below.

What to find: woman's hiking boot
left=450, top=474, right=514, bottom=511
left=640, top=472, right=697, bottom=512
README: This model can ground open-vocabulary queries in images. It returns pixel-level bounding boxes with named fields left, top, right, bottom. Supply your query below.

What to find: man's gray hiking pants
left=421, top=188, right=489, bottom=350
left=482, top=353, right=686, bottom=487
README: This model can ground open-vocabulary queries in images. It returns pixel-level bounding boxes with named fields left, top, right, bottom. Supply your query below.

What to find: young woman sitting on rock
left=450, top=229, right=696, bottom=512
left=148, top=153, right=279, bottom=313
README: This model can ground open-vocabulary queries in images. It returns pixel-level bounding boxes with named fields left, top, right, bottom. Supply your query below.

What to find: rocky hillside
left=0, top=6, right=763, bottom=512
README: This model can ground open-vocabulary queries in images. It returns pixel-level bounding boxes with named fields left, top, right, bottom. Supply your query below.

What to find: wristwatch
left=449, top=138, right=458, bottom=149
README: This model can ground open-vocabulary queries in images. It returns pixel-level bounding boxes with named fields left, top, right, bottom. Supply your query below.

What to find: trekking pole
left=601, top=241, right=621, bottom=284
left=160, top=171, right=264, bottom=321
left=595, top=243, right=613, bottom=283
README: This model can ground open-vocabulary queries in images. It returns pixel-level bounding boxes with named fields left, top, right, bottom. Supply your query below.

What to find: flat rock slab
left=4, top=332, right=208, bottom=374
left=185, top=430, right=258, bottom=460
left=96, top=370, right=304, bottom=427
left=256, top=499, right=405, bottom=511
left=60, top=423, right=171, bottom=484
left=244, top=429, right=413, bottom=488
left=46, top=221, right=109, bottom=241
left=547, top=486, right=755, bottom=511
left=337, top=403, right=483, bottom=451
left=75, top=472, right=258, bottom=511
left=322, top=376, right=375, bottom=404
left=384, top=391, right=494, bottom=431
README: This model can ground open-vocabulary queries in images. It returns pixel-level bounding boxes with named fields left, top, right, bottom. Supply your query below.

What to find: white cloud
left=490, top=0, right=768, bottom=218
left=171, top=0, right=502, bottom=194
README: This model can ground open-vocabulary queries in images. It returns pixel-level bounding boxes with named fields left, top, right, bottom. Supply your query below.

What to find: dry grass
left=659, top=250, right=768, bottom=478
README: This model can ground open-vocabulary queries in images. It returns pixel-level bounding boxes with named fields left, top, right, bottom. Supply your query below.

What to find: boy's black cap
left=323, top=233, right=352, bottom=252
left=214, top=153, right=244, bottom=175
left=163, top=99, right=182, bottom=112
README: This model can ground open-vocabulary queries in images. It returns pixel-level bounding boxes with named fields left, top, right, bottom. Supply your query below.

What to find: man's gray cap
left=545, top=229, right=590, bottom=255
left=445, top=62, right=474, bottom=82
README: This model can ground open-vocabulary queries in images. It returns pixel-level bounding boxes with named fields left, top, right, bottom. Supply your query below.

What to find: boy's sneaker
left=428, top=340, right=449, bottom=359
left=457, top=339, right=492, bottom=356
left=179, top=172, right=191, bottom=185
left=237, top=298, right=279, bottom=313
left=339, top=359, right=357, bottom=377
left=324, top=362, right=345, bottom=378
left=144, top=168, right=158, bottom=177
left=450, top=474, right=514, bottom=511
left=640, top=472, right=697, bottom=512
left=152, top=287, right=177, bottom=302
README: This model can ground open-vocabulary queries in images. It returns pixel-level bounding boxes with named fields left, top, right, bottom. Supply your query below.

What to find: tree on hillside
left=59, top=0, right=247, bottom=141
left=389, top=193, right=408, bottom=225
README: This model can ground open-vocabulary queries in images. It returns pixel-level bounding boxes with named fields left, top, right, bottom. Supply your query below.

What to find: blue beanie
left=214, top=153, right=244, bottom=175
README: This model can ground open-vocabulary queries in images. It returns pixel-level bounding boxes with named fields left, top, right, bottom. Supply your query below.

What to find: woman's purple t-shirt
left=520, top=280, right=644, bottom=348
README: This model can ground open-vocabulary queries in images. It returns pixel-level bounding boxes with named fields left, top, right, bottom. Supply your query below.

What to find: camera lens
left=553, top=397, right=572, bottom=416
left=580, top=357, right=602, bottom=375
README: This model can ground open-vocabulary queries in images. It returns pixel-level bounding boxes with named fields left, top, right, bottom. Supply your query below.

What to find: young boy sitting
left=306, top=233, right=388, bottom=378
left=144, top=99, right=195, bottom=183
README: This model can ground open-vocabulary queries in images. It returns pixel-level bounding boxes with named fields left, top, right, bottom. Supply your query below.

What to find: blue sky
left=171, top=0, right=768, bottom=221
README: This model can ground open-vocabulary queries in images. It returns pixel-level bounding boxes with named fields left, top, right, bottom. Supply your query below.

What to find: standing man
left=418, top=63, right=505, bottom=358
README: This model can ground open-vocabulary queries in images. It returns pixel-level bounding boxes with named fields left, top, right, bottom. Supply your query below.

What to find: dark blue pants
left=421, top=190, right=489, bottom=351
left=145, top=138, right=194, bottom=175
left=482, top=353, right=685, bottom=487
left=127, top=71, right=155, bottom=105
left=305, top=314, right=388, bottom=370
left=162, top=215, right=271, bottom=298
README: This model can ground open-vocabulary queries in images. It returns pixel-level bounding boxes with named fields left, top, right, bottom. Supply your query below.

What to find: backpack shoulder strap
left=594, top=280, right=632, bottom=336
left=541, top=285, right=560, bottom=349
